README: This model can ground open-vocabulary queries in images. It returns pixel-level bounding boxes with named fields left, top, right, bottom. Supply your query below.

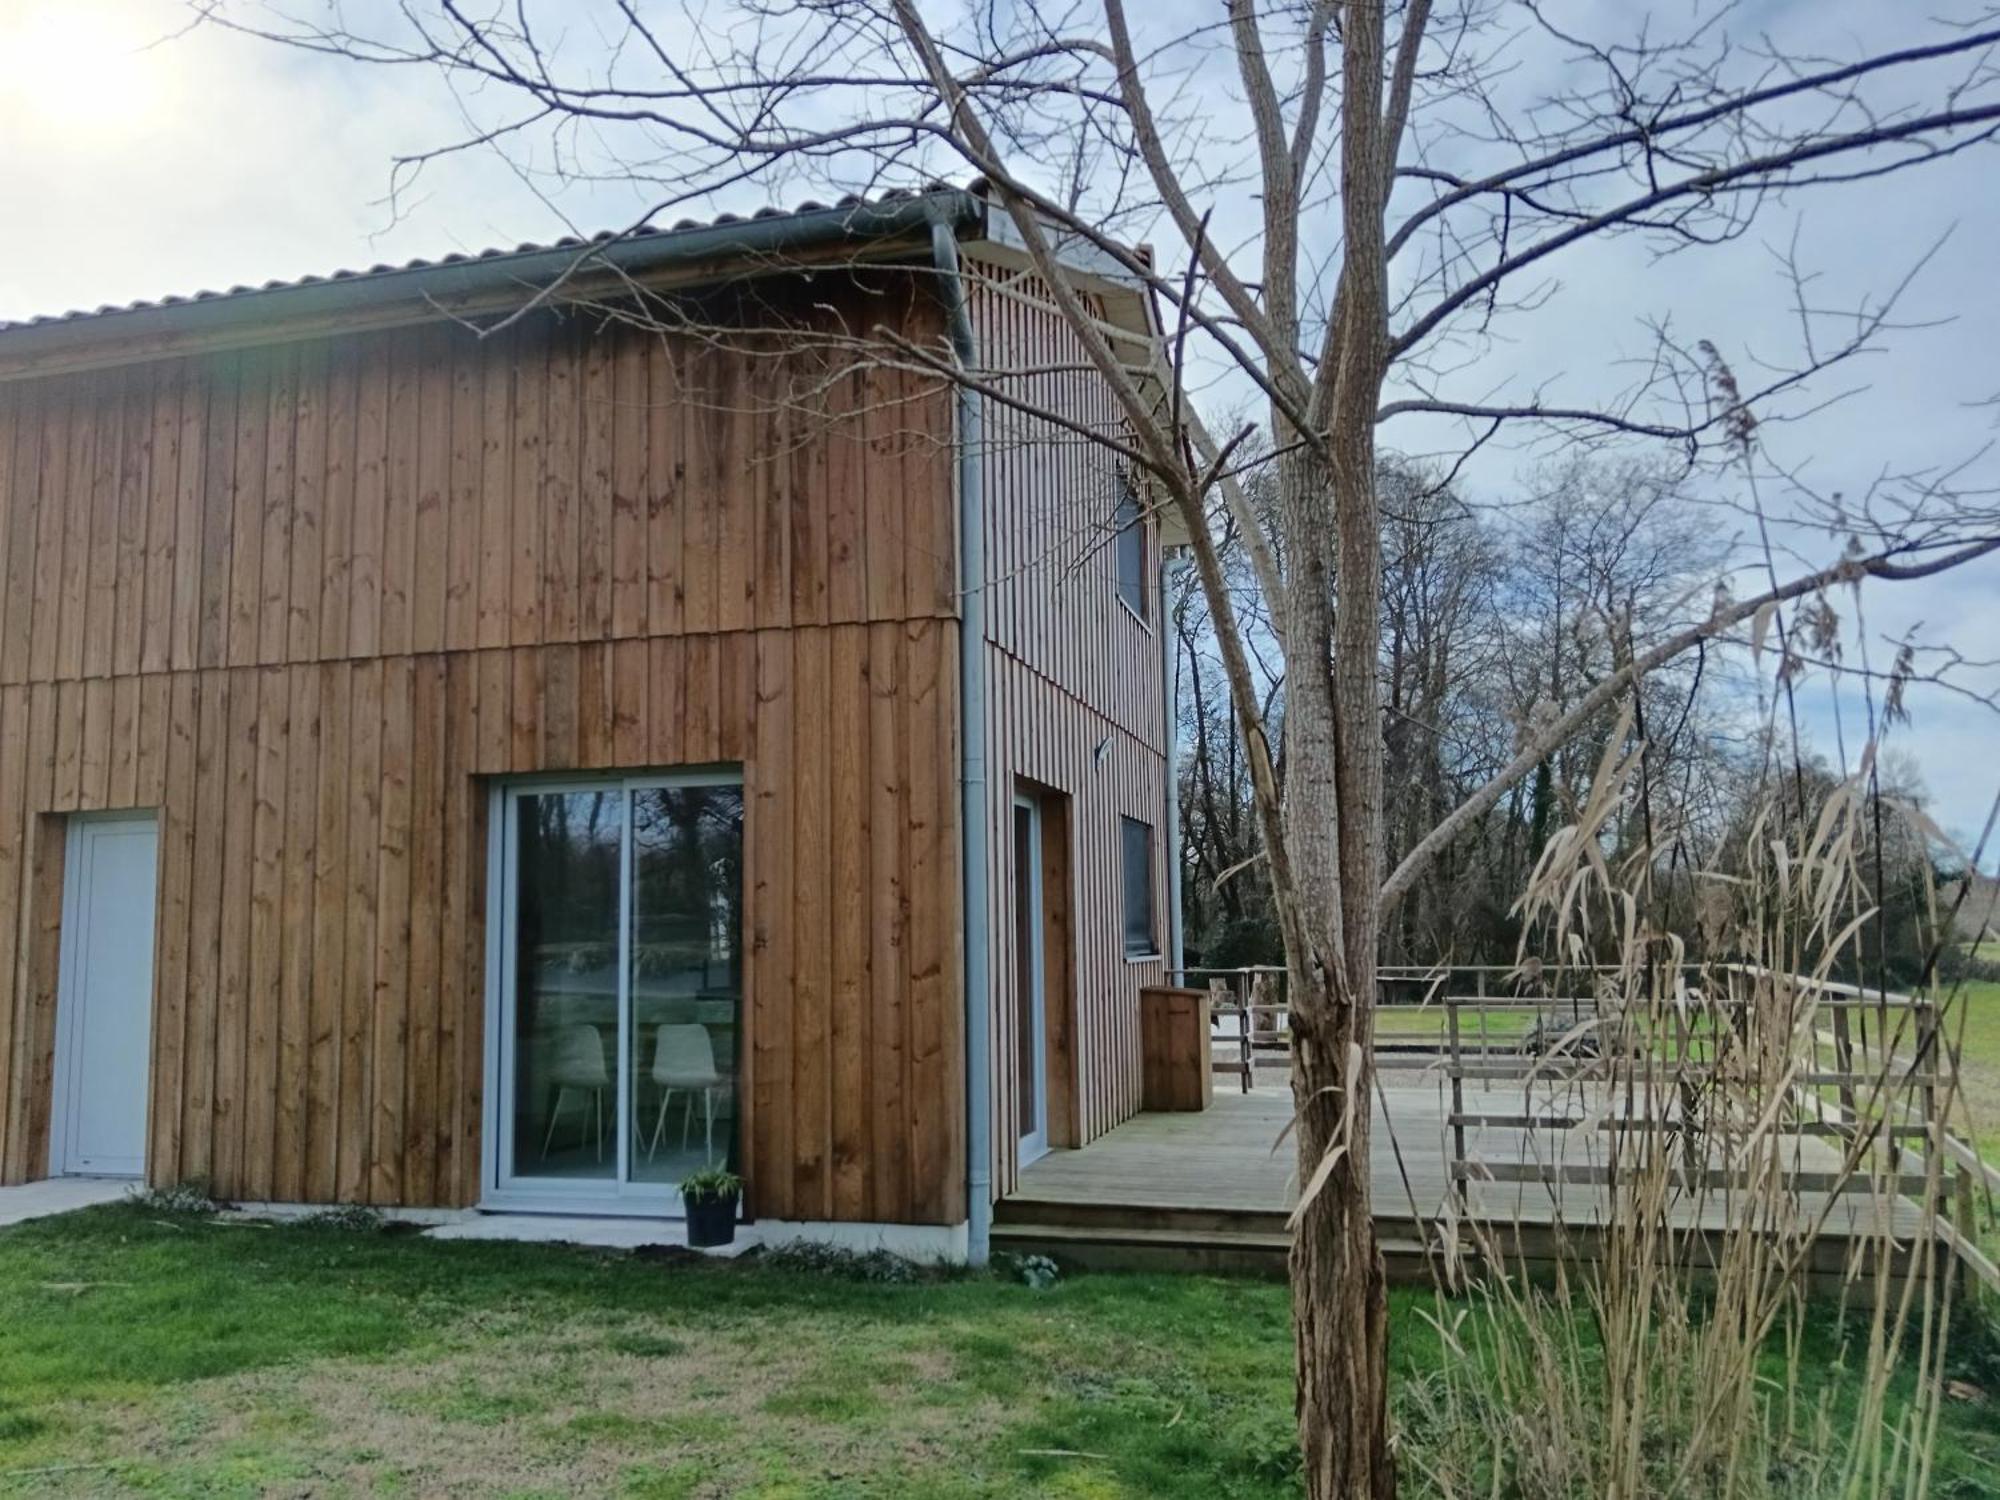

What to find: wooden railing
left=1177, top=961, right=2000, bottom=1295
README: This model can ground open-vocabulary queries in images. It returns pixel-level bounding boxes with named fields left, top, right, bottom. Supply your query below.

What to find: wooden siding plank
left=824, top=360, right=864, bottom=623
left=612, top=637, right=647, bottom=768
left=17, top=800, right=67, bottom=1178
left=446, top=330, right=484, bottom=651
left=861, top=359, right=904, bottom=623
left=787, top=344, right=828, bottom=627
left=790, top=627, right=830, bottom=1218
left=576, top=641, right=609, bottom=769
left=379, top=330, right=418, bottom=657
left=24, top=384, right=74, bottom=683
left=77, top=678, right=112, bottom=811
left=540, top=320, right=580, bottom=644
left=750, top=339, right=787, bottom=632
left=274, top=666, right=321, bottom=1200
left=411, top=327, right=451, bottom=653
left=306, top=661, right=350, bottom=1202
left=3, top=686, right=56, bottom=1178
left=682, top=635, right=717, bottom=765
left=0, top=686, right=28, bottom=1177
left=656, top=636, right=688, bottom=776
left=904, top=621, right=948, bottom=1220
left=403, top=655, right=444, bottom=1204
left=135, top=672, right=169, bottom=807
left=439, top=652, right=474, bottom=1203
left=106, top=676, right=139, bottom=809
left=313, top=344, right=355, bottom=661
left=223, top=353, right=267, bottom=669
left=168, top=363, right=207, bottom=671
left=829, top=624, right=870, bottom=1220
left=866, top=623, right=910, bottom=1221
left=475, top=331, right=513, bottom=649
left=242, top=666, right=288, bottom=1201
left=108, top=365, right=151, bottom=678
left=0, top=383, right=42, bottom=682
left=348, top=336, right=388, bottom=658
left=148, top=672, right=198, bottom=1183
left=79, top=369, right=124, bottom=680
left=258, top=345, right=297, bottom=665
left=509, top=326, right=547, bottom=647
left=51, top=681, right=85, bottom=813
left=680, top=342, right=718, bottom=634
left=611, top=326, right=647, bottom=638
left=178, top=673, right=226, bottom=1180
left=212, top=670, right=257, bottom=1193
left=749, top=630, right=792, bottom=1220
left=140, top=363, right=180, bottom=674
left=541, top=642, right=579, bottom=772
left=577, top=325, right=613, bottom=640
left=370, top=656, right=413, bottom=1203
left=287, top=341, right=327, bottom=662
left=644, top=331, right=683, bottom=636
left=337, top=659, right=382, bottom=1202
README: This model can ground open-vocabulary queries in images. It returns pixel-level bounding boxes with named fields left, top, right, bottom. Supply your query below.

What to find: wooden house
left=0, top=185, right=1180, bottom=1255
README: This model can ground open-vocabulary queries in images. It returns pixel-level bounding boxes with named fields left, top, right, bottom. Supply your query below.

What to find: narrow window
left=1121, top=816, right=1157, bottom=957
left=1114, top=474, right=1148, bottom=620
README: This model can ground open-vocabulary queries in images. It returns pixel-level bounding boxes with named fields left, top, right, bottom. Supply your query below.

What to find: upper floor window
left=1121, top=816, right=1158, bottom=958
left=1114, top=474, right=1148, bottom=622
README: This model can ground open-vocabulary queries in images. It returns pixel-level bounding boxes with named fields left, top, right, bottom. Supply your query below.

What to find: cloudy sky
left=3, top=0, right=1996, bottom=860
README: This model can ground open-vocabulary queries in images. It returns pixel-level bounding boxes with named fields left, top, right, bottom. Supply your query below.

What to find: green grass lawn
left=0, top=1205, right=1995, bottom=1498
left=1945, top=977, right=2000, bottom=1163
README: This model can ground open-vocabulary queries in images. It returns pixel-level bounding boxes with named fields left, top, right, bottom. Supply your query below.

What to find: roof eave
left=0, top=187, right=987, bottom=382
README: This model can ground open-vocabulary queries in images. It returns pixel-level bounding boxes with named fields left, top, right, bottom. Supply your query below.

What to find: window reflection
left=629, top=786, right=744, bottom=1183
left=503, top=780, right=744, bottom=1194
left=510, top=790, right=624, bottom=1180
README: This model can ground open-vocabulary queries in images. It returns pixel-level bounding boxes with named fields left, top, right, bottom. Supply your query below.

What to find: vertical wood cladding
left=967, top=262, right=1171, bottom=1200
left=0, top=277, right=965, bottom=1223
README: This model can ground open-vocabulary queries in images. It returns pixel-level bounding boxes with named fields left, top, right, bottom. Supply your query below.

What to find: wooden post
left=1831, top=1003, right=1856, bottom=1125
left=1211, top=977, right=1249, bottom=1094
left=1447, top=972, right=1472, bottom=1221
left=1140, top=986, right=1213, bottom=1112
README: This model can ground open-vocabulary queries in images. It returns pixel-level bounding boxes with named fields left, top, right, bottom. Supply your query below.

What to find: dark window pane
left=1122, top=816, right=1156, bottom=957
left=629, top=785, right=745, bottom=1186
left=1115, top=479, right=1147, bottom=618
left=512, top=790, right=623, bottom=1180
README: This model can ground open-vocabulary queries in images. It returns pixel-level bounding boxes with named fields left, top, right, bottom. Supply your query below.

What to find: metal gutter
left=930, top=218, right=993, bottom=1266
left=1159, top=552, right=1187, bottom=978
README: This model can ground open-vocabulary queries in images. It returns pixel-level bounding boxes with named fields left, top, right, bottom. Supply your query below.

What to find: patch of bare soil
left=30, top=1312, right=1009, bottom=1497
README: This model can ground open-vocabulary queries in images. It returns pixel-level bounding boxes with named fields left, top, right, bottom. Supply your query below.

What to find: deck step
left=992, top=1218, right=1436, bottom=1278
left=995, top=1196, right=1291, bottom=1238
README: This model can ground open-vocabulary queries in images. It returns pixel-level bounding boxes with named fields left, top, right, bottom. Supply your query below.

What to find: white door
left=1013, top=796, right=1049, bottom=1165
left=52, top=815, right=158, bottom=1178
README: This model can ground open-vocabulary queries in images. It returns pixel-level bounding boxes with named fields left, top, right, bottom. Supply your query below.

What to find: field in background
left=1948, top=977, right=2000, bottom=1162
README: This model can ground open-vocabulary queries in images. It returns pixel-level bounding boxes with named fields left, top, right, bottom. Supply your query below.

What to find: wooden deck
left=995, top=1083, right=1926, bottom=1277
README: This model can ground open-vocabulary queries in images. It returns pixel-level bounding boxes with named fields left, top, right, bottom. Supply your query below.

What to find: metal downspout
left=1159, top=551, right=1186, bottom=979
left=931, top=220, right=992, bottom=1265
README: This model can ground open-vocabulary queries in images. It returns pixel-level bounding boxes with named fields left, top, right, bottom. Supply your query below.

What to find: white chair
left=539, top=1024, right=611, bottom=1161
left=647, top=1024, right=728, bottom=1162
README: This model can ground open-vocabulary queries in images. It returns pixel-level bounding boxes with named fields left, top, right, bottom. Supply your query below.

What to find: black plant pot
left=685, top=1192, right=739, bottom=1248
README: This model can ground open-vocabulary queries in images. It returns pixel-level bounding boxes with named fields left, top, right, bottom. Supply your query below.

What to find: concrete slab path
left=0, top=1177, right=129, bottom=1229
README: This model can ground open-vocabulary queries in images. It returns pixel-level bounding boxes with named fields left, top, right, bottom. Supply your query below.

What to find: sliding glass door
left=492, top=773, right=743, bottom=1209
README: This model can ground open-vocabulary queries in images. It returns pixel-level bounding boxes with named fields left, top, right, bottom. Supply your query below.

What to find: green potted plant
left=680, top=1166, right=743, bottom=1248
